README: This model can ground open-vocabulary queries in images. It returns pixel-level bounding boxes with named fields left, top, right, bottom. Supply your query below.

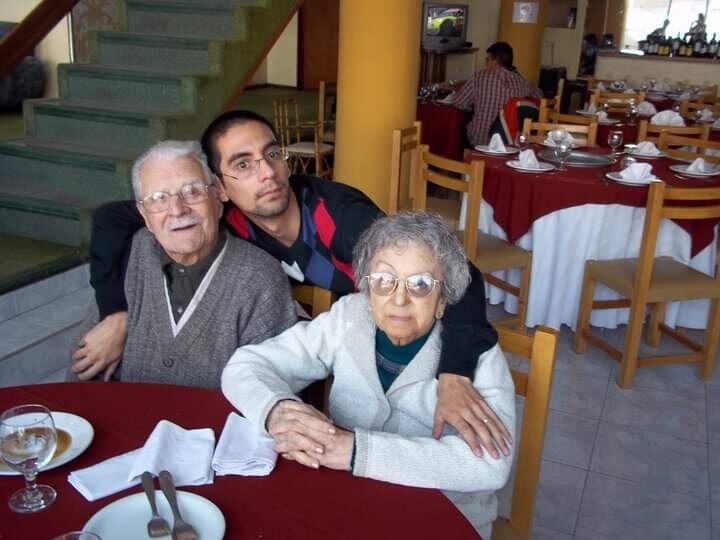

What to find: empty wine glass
left=627, top=103, right=639, bottom=125
left=607, top=130, right=624, bottom=156
left=550, top=128, right=567, bottom=146
left=515, top=132, right=530, bottom=151
left=0, top=404, right=57, bottom=513
left=555, top=141, right=572, bottom=171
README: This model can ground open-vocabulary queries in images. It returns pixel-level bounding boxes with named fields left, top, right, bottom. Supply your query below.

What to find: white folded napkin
left=687, top=158, right=713, bottom=173
left=635, top=141, right=662, bottom=155
left=212, top=413, right=278, bottom=476
left=586, top=102, right=597, bottom=113
left=699, top=108, right=715, bottom=121
left=596, top=111, right=609, bottom=122
left=620, top=162, right=654, bottom=181
left=488, top=133, right=507, bottom=152
left=713, top=118, right=720, bottom=129
left=596, top=82, right=607, bottom=91
left=68, top=420, right=215, bottom=501
left=678, top=92, right=691, bottom=101
left=650, top=110, right=685, bottom=126
left=518, top=149, right=541, bottom=169
left=611, top=81, right=626, bottom=91
left=637, top=101, right=657, bottom=115
left=623, top=88, right=636, bottom=94
left=544, top=129, right=575, bottom=147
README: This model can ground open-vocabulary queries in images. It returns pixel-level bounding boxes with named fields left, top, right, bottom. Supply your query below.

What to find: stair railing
left=0, top=0, right=81, bottom=79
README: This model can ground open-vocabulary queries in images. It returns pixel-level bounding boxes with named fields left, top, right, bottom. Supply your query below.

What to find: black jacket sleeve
left=438, top=263, right=498, bottom=378
left=89, top=200, right=144, bottom=319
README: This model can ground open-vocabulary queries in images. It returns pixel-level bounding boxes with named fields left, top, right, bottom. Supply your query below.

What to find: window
left=623, top=0, right=720, bottom=49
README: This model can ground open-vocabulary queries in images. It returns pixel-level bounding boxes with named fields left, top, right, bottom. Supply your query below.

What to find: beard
left=251, top=183, right=291, bottom=218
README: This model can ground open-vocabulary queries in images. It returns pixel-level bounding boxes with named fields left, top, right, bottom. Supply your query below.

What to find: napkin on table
left=635, top=141, right=662, bottom=155
left=543, top=130, right=575, bottom=147
left=699, top=108, right=715, bottom=122
left=596, top=111, right=609, bottom=122
left=687, top=158, right=712, bottom=173
left=620, top=162, right=654, bottom=181
left=650, top=110, right=685, bottom=126
left=596, top=82, right=607, bottom=91
left=68, top=420, right=215, bottom=501
left=487, top=133, right=507, bottom=152
left=518, top=149, right=541, bottom=169
left=637, top=101, right=657, bottom=115
left=713, top=118, right=720, bottom=129
left=623, top=88, right=636, bottom=94
left=212, top=412, right=278, bottom=476
left=585, top=102, right=597, bottom=113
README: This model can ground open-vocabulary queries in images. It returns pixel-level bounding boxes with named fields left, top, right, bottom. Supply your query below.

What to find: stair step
left=92, top=31, right=224, bottom=75
left=0, top=191, right=93, bottom=248
left=0, top=234, right=84, bottom=296
left=0, top=139, right=134, bottom=205
left=125, top=0, right=249, bottom=40
left=59, top=64, right=198, bottom=113
left=26, top=99, right=175, bottom=154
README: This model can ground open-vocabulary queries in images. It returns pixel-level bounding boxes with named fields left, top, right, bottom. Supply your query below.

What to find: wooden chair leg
left=700, top=297, right=720, bottom=380
left=516, top=256, right=532, bottom=329
left=574, top=262, right=595, bottom=353
left=646, top=302, right=666, bottom=347
left=617, top=300, right=647, bottom=388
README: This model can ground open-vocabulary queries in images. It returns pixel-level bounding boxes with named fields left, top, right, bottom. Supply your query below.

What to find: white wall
left=267, top=12, right=298, bottom=86
left=0, top=0, right=72, bottom=98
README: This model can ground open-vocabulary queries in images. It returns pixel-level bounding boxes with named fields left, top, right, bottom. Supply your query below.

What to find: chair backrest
left=388, top=121, right=422, bottom=213
left=658, top=132, right=720, bottom=165
left=292, top=284, right=335, bottom=318
left=273, top=98, right=301, bottom=147
left=489, top=97, right=540, bottom=144
left=539, top=78, right=565, bottom=121
left=318, top=80, right=337, bottom=141
left=493, top=325, right=558, bottom=540
left=701, top=84, right=718, bottom=104
left=522, top=118, right=598, bottom=146
left=414, top=145, right=483, bottom=259
left=545, top=111, right=595, bottom=126
left=590, top=91, right=646, bottom=113
left=637, top=120, right=710, bottom=144
left=680, top=99, right=707, bottom=119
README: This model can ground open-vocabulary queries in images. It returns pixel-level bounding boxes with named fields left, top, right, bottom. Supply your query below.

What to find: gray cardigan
left=118, top=228, right=296, bottom=389
left=222, top=293, right=515, bottom=538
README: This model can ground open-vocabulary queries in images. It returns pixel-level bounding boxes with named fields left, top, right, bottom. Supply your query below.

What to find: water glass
left=607, top=130, right=624, bottom=156
left=515, top=132, right=530, bottom=151
left=0, top=404, right=57, bottom=513
left=550, top=129, right=567, bottom=146
left=554, top=142, right=572, bottom=171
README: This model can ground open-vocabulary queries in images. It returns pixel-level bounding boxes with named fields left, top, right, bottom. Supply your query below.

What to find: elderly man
left=69, top=140, right=296, bottom=388
left=452, top=41, right=542, bottom=145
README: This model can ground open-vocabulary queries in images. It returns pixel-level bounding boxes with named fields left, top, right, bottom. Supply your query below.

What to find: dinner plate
left=630, top=150, right=665, bottom=159
left=506, top=160, right=555, bottom=172
left=576, top=110, right=596, bottom=117
left=537, top=149, right=616, bottom=167
left=597, top=118, right=621, bottom=125
left=605, top=172, right=659, bottom=185
left=83, top=491, right=225, bottom=540
left=0, top=411, right=93, bottom=476
left=474, top=144, right=519, bottom=155
left=669, top=164, right=720, bottom=177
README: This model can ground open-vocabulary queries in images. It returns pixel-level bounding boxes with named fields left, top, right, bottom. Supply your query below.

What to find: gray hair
left=352, top=211, right=470, bottom=304
left=131, top=140, right=215, bottom=199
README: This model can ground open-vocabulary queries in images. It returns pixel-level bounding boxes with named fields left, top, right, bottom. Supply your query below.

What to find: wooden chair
left=492, top=325, right=558, bottom=540
left=573, top=181, right=720, bottom=388
left=388, top=121, right=422, bottom=213
left=538, top=78, right=564, bottom=122
left=658, top=133, right=720, bottom=165
left=701, top=83, right=718, bottom=104
left=590, top=91, right=646, bottom=113
left=318, top=80, right=336, bottom=144
left=415, top=146, right=532, bottom=328
left=522, top=118, right=598, bottom=147
left=545, top=111, right=595, bottom=126
left=637, top=120, right=710, bottom=144
left=679, top=99, right=708, bottom=119
left=273, top=99, right=334, bottom=179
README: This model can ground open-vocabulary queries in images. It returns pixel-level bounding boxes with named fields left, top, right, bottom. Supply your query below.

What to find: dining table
left=0, top=382, right=481, bottom=540
left=463, top=145, right=720, bottom=330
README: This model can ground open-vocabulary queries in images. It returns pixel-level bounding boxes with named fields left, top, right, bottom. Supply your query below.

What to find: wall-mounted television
left=421, top=3, right=469, bottom=52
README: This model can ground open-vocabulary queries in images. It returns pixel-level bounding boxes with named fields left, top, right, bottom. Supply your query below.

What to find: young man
left=77, top=110, right=510, bottom=458
left=452, top=41, right=543, bottom=145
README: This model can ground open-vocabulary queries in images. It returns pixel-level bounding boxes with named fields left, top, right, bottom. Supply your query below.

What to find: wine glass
left=0, top=404, right=57, bottom=513
left=627, top=103, right=639, bottom=125
left=515, top=132, right=530, bottom=152
left=554, top=141, right=572, bottom=171
left=550, top=128, right=567, bottom=147
left=607, top=130, right=624, bottom=156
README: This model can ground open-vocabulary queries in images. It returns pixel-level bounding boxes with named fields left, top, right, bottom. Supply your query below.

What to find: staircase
left=0, top=0, right=299, bottom=294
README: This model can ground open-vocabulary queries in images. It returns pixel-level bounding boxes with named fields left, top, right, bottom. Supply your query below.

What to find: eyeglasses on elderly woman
left=362, top=271, right=442, bottom=298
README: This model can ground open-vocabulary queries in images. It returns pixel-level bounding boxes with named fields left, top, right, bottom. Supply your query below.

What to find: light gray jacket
left=222, top=293, right=515, bottom=537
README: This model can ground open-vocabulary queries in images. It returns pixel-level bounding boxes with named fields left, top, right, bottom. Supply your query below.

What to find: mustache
left=165, top=215, right=201, bottom=231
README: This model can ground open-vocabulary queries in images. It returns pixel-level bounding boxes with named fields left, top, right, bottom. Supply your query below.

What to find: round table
left=0, top=383, right=480, bottom=540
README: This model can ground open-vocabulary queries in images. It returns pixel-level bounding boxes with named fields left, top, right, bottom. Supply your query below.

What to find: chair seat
left=458, top=231, right=530, bottom=272
left=286, top=142, right=334, bottom=155
left=589, top=256, right=720, bottom=302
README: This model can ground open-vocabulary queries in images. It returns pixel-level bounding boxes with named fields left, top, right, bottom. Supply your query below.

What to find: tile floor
left=2, top=271, right=719, bottom=539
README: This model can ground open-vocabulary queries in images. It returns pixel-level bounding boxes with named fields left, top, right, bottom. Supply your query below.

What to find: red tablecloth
left=416, top=102, right=469, bottom=160
left=466, top=147, right=720, bottom=257
left=0, top=383, right=479, bottom=540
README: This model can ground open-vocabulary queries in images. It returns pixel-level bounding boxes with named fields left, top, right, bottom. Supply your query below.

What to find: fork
left=158, top=470, right=199, bottom=540
left=141, top=471, right=171, bottom=538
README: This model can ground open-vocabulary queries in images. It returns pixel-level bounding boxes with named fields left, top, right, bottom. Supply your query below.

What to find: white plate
left=506, top=160, right=555, bottom=172
left=542, top=141, right=579, bottom=149
left=474, top=144, right=519, bottom=155
left=631, top=151, right=665, bottom=159
left=83, top=491, right=225, bottom=540
left=669, top=164, right=720, bottom=177
left=605, top=172, right=659, bottom=185
left=0, top=411, right=93, bottom=476
left=598, top=118, right=621, bottom=125
left=576, top=110, right=596, bottom=117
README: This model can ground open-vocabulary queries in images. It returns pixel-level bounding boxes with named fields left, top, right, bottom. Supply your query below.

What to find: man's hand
left=71, top=312, right=128, bottom=381
left=433, top=373, right=512, bottom=459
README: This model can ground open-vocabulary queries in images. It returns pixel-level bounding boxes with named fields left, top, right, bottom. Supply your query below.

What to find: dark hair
left=486, top=41, right=513, bottom=69
left=200, top=110, right=278, bottom=174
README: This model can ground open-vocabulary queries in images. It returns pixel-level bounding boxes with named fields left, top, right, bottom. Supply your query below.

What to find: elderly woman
left=222, top=211, right=515, bottom=538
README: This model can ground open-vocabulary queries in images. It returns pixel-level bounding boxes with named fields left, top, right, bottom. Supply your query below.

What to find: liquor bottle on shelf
left=708, top=33, right=717, bottom=58
left=672, top=33, right=681, bottom=56
left=685, top=35, right=694, bottom=56
left=679, top=36, right=687, bottom=56
left=663, top=36, right=672, bottom=56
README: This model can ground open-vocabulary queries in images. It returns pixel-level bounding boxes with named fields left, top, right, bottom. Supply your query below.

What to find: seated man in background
left=452, top=41, right=543, bottom=145
left=69, top=140, right=296, bottom=389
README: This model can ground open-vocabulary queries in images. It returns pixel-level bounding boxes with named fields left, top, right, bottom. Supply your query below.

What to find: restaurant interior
left=1, top=0, right=720, bottom=539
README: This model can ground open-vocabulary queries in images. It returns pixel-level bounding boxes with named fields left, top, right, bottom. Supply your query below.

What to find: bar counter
left=595, top=51, right=720, bottom=87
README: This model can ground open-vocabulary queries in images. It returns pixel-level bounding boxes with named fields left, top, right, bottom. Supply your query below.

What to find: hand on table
left=267, top=400, right=353, bottom=471
left=432, top=373, right=512, bottom=459
left=71, top=311, right=128, bottom=381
